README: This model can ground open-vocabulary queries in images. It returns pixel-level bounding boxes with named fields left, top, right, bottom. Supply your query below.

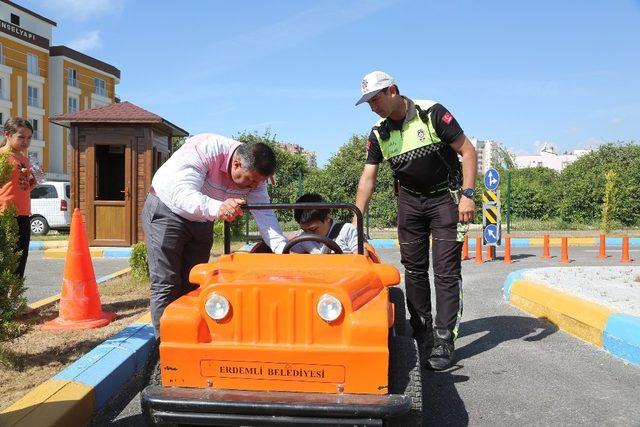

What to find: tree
left=235, top=130, right=310, bottom=224
left=556, top=143, right=640, bottom=226
left=601, top=170, right=617, bottom=233
left=501, top=166, right=560, bottom=220
left=303, top=134, right=396, bottom=226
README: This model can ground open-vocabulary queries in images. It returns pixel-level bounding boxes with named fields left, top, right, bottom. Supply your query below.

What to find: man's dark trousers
left=397, top=187, right=463, bottom=342
left=142, top=193, right=214, bottom=338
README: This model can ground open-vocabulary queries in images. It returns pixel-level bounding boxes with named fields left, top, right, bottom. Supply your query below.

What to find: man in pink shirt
left=142, top=133, right=287, bottom=338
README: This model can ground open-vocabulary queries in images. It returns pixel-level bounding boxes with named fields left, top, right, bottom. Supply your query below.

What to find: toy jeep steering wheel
left=283, top=234, right=343, bottom=254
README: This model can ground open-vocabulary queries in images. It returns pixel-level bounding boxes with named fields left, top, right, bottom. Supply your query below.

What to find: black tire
left=387, top=336, right=423, bottom=427
left=389, top=286, right=408, bottom=337
left=30, top=215, right=49, bottom=235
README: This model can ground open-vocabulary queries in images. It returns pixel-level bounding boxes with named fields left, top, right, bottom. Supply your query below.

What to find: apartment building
left=514, top=143, right=590, bottom=172
left=469, top=138, right=502, bottom=174
left=0, top=0, right=119, bottom=180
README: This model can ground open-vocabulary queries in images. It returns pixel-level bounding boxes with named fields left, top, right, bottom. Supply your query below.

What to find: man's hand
left=458, top=196, right=475, bottom=224
left=218, top=198, right=246, bottom=222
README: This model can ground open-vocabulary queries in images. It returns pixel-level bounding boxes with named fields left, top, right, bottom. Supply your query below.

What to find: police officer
left=354, top=71, right=477, bottom=370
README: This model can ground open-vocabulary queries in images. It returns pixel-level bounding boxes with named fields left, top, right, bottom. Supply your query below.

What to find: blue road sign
left=484, top=168, right=500, bottom=190
left=483, top=224, right=499, bottom=244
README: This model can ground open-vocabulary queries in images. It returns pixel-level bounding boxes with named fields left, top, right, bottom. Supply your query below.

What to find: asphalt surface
left=93, top=246, right=640, bottom=426
left=24, top=251, right=130, bottom=303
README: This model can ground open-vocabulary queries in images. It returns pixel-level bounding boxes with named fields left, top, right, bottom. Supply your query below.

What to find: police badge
left=417, top=128, right=425, bottom=142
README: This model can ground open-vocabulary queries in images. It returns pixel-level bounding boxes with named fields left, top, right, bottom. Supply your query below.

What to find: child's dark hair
left=294, top=193, right=330, bottom=224
left=1, top=117, right=33, bottom=148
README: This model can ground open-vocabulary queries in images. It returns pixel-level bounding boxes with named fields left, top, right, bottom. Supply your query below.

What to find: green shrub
left=130, top=242, right=149, bottom=282
left=0, top=150, right=27, bottom=344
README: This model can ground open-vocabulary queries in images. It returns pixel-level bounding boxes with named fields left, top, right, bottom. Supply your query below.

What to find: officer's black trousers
left=397, top=187, right=463, bottom=341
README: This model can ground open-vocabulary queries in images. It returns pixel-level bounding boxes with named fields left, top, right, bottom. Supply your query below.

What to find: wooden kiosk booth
left=49, top=102, right=188, bottom=247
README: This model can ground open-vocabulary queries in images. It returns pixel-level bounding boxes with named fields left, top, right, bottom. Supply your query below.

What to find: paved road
left=24, top=252, right=130, bottom=303
left=93, top=246, right=640, bottom=426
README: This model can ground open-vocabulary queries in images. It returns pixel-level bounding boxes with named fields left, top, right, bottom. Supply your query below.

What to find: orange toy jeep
left=141, top=203, right=422, bottom=426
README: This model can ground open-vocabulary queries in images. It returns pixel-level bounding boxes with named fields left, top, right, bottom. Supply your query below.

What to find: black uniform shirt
left=366, top=98, right=464, bottom=193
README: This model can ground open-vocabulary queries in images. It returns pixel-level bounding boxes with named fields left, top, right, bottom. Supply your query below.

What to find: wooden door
left=86, top=137, right=132, bottom=246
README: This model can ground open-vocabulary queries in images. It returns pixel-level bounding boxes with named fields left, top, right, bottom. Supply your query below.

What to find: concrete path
left=93, top=246, right=640, bottom=426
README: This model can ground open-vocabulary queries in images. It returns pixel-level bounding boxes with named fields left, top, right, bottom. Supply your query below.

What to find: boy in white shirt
left=292, top=193, right=359, bottom=254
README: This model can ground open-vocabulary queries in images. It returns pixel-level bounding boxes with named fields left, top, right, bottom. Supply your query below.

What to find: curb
left=42, top=247, right=132, bottom=259
left=504, top=270, right=640, bottom=365
left=368, top=237, right=640, bottom=249
left=28, top=241, right=68, bottom=251
left=0, top=314, right=154, bottom=427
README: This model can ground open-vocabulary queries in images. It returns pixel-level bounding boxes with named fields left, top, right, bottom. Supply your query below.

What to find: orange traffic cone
left=461, top=236, right=470, bottom=261
left=475, top=236, right=483, bottom=264
left=503, top=235, right=513, bottom=264
left=621, top=236, right=632, bottom=263
left=598, top=234, right=607, bottom=259
left=42, top=209, right=116, bottom=330
left=559, top=236, right=571, bottom=263
left=542, top=234, right=551, bottom=259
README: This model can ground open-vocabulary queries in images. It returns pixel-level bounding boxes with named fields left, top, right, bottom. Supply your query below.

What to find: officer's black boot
left=427, top=328, right=454, bottom=371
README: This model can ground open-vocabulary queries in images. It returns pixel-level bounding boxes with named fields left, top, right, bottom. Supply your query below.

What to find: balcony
left=67, top=78, right=78, bottom=88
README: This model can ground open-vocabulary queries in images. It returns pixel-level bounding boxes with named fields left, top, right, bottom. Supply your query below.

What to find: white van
left=30, top=181, right=71, bottom=235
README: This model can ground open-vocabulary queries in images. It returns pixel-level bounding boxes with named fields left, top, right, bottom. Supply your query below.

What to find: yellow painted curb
left=528, top=237, right=596, bottom=247
left=26, top=293, right=61, bottom=312
left=42, top=241, right=69, bottom=249
left=510, top=280, right=613, bottom=346
left=100, top=268, right=131, bottom=281
left=0, top=379, right=94, bottom=427
left=135, top=312, right=152, bottom=324
left=43, top=247, right=104, bottom=259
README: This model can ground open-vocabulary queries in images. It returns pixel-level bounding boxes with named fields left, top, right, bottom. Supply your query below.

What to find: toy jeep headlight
left=317, top=293, right=342, bottom=322
left=205, top=292, right=230, bottom=320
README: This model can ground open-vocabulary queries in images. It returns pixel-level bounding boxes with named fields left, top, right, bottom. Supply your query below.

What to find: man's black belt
left=399, top=183, right=449, bottom=197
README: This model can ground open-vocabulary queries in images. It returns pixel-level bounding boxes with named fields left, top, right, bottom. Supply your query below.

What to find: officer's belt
left=399, top=183, right=449, bottom=197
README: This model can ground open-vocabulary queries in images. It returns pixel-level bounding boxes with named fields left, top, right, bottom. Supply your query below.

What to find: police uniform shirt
left=366, top=98, right=464, bottom=193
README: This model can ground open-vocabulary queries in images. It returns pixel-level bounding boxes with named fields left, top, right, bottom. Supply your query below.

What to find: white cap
left=355, top=71, right=394, bottom=106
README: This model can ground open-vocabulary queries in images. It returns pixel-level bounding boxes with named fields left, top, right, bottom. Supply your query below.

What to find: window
left=94, top=78, right=106, bottom=96
left=10, top=14, right=20, bottom=26
left=95, top=145, right=125, bottom=200
left=65, top=184, right=70, bottom=199
left=31, top=118, right=39, bottom=139
left=0, top=78, right=3, bottom=99
left=67, top=96, right=78, bottom=113
left=31, top=185, right=58, bottom=199
left=0, top=44, right=3, bottom=65
left=66, top=68, right=77, bottom=87
left=27, top=86, right=39, bottom=106
left=27, top=54, right=38, bottom=75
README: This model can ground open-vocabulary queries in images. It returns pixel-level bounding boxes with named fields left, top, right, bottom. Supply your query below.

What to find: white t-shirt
left=291, top=220, right=359, bottom=254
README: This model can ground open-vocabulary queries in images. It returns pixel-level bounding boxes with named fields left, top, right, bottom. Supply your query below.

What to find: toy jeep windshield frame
left=223, top=202, right=365, bottom=255
left=141, top=203, right=422, bottom=426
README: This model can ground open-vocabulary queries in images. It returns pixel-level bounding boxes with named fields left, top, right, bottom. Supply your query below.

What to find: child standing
left=292, top=193, right=360, bottom=254
left=0, top=118, right=35, bottom=278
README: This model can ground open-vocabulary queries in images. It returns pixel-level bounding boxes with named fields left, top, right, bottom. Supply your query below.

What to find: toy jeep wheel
left=387, top=335, right=423, bottom=426
left=389, top=287, right=408, bottom=337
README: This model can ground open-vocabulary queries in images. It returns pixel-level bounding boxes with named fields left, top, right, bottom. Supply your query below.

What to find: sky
left=19, top=0, right=640, bottom=165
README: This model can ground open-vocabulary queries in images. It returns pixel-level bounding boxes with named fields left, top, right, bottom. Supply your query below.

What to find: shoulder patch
left=442, top=112, right=453, bottom=125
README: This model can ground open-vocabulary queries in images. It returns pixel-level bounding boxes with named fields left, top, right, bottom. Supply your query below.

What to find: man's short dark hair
left=235, top=142, right=277, bottom=177
left=294, top=193, right=330, bottom=224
